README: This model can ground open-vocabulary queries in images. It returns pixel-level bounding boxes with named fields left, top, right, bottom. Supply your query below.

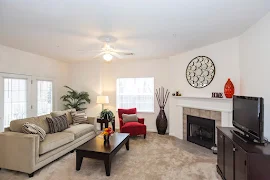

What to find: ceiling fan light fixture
left=103, top=53, right=113, bottom=61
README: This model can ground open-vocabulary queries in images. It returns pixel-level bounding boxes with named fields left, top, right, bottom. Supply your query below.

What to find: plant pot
left=156, top=109, right=167, bottom=135
left=224, top=78, right=234, bottom=98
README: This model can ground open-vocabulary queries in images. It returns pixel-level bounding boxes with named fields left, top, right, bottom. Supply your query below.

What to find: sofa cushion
left=39, top=132, right=74, bottom=155
left=51, top=109, right=76, bottom=125
left=63, top=124, right=95, bottom=139
left=10, top=114, right=51, bottom=133
left=71, top=111, right=88, bottom=124
left=22, top=122, right=46, bottom=141
left=46, top=114, right=69, bottom=133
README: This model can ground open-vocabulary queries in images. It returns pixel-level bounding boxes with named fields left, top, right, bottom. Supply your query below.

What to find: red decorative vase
left=224, top=78, right=234, bottom=98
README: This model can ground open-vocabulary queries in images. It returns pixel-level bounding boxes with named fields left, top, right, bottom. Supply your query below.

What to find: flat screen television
left=233, top=95, right=264, bottom=143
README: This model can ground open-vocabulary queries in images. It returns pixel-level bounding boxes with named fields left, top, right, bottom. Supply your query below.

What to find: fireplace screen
left=187, top=115, right=215, bottom=149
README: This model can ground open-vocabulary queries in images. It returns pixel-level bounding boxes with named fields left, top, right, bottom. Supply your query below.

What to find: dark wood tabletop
left=76, top=133, right=130, bottom=176
left=76, top=133, right=129, bottom=153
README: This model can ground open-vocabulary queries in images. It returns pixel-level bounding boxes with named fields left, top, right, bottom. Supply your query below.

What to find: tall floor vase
left=156, top=108, right=167, bottom=135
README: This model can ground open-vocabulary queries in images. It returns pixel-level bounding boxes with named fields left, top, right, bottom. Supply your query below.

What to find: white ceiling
left=0, top=0, right=270, bottom=63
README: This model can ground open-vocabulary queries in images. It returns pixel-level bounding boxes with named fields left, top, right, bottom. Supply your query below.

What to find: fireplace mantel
left=169, top=96, right=233, bottom=139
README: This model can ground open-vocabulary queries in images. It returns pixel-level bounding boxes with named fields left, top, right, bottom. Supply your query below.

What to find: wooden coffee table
left=76, top=133, right=130, bottom=176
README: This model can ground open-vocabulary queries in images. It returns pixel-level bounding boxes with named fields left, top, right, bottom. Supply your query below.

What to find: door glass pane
left=4, top=78, right=27, bottom=127
left=37, top=80, right=52, bottom=116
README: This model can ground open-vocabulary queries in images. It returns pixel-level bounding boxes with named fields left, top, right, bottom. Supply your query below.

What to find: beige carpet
left=0, top=133, right=221, bottom=180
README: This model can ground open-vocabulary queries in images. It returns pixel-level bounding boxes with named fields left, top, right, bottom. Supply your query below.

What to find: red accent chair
left=118, top=108, right=146, bottom=138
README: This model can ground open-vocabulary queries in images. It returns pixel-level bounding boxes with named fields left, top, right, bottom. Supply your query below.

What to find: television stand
left=217, top=127, right=270, bottom=180
left=230, top=130, right=266, bottom=145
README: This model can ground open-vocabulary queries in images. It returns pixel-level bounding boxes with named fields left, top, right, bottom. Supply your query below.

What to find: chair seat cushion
left=39, top=132, right=74, bottom=155
left=121, top=122, right=146, bottom=136
left=63, top=124, right=95, bottom=139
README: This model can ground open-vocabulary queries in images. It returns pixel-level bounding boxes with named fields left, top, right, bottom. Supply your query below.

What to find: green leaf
left=61, top=86, right=91, bottom=110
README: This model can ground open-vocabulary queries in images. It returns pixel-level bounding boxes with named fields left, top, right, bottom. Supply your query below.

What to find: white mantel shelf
left=172, top=96, right=233, bottom=112
left=169, top=95, right=233, bottom=139
left=173, top=96, right=233, bottom=101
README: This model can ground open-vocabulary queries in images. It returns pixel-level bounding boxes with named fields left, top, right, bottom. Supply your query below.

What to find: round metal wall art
left=186, top=56, right=215, bottom=88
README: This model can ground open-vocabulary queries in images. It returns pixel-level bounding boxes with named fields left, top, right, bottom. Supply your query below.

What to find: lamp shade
left=96, top=96, right=109, bottom=104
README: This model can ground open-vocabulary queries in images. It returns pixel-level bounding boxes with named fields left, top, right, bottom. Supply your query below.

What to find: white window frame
left=0, top=73, right=32, bottom=131
left=35, top=79, right=54, bottom=116
left=116, top=77, right=155, bottom=113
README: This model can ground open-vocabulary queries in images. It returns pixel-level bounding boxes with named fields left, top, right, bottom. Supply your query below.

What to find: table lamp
left=96, top=96, right=109, bottom=110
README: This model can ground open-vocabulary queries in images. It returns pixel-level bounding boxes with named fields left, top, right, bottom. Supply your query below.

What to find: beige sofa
left=0, top=109, right=97, bottom=177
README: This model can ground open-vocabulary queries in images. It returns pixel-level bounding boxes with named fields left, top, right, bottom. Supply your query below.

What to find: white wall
left=69, top=58, right=170, bottom=132
left=0, top=44, right=69, bottom=114
left=169, top=37, right=240, bottom=97
left=69, top=61, right=102, bottom=116
left=239, top=12, right=270, bottom=139
left=101, top=58, right=170, bottom=132
left=68, top=13, right=270, bottom=138
left=69, top=38, right=241, bottom=132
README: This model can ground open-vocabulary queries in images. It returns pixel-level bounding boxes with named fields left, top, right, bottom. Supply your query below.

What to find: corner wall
left=239, top=12, right=270, bottom=139
left=169, top=37, right=240, bottom=97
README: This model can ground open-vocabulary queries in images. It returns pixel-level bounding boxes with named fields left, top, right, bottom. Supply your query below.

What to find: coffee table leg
left=125, top=139, right=129, bottom=150
left=76, top=152, right=83, bottom=171
left=104, top=156, right=111, bottom=176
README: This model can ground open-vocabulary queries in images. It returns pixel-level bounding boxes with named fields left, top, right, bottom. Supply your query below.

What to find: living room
left=0, top=1, right=270, bottom=180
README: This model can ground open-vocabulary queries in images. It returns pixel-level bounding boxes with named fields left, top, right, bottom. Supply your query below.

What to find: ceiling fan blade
left=112, top=49, right=134, bottom=56
left=78, top=49, right=101, bottom=53
left=110, top=52, right=123, bottom=59
left=113, top=49, right=132, bottom=53
left=93, top=52, right=106, bottom=58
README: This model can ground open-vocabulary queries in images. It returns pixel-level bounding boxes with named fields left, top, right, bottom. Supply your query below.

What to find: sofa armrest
left=138, top=117, right=145, bottom=124
left=87, top=117, right=97, bottom=133
left=0, top=132, right=39, bottom=173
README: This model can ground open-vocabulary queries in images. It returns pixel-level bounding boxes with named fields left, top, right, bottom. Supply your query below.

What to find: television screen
left=233, top=96, right=263, bottom=140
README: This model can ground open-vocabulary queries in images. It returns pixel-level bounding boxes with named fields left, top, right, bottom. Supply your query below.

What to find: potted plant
left=60, top=86, right=91, bottom=111
left=100, top=109, right=115, bottom=122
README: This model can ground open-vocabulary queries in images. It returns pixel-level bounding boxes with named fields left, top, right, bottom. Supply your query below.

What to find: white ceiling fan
left=93, top=43, right=134, bottom=62
left=80, top=36, right=134, bottom=62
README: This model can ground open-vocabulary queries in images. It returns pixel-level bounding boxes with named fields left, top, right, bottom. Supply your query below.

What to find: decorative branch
left=155, top=86, right=170, bottom=108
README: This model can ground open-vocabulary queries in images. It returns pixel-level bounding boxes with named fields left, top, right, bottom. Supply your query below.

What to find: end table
left=97, top=117, right=115, bottom=131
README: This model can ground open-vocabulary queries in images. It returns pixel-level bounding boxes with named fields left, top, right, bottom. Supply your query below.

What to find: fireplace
left=187, top=115, right=215, bottom=149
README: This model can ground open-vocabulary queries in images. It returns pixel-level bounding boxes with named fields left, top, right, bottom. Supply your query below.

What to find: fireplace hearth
left=187, top=115, right=215, bottom=149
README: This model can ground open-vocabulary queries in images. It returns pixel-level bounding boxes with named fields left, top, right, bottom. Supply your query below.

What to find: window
left=37, top=80, right=53, bottom=116
left=116, top=77, right=154, bottom=112
left=4, top=78, right=27, bottom=127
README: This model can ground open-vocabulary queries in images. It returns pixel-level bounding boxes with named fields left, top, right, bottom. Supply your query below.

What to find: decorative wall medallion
left=186, top=56, right=215, bottom=88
